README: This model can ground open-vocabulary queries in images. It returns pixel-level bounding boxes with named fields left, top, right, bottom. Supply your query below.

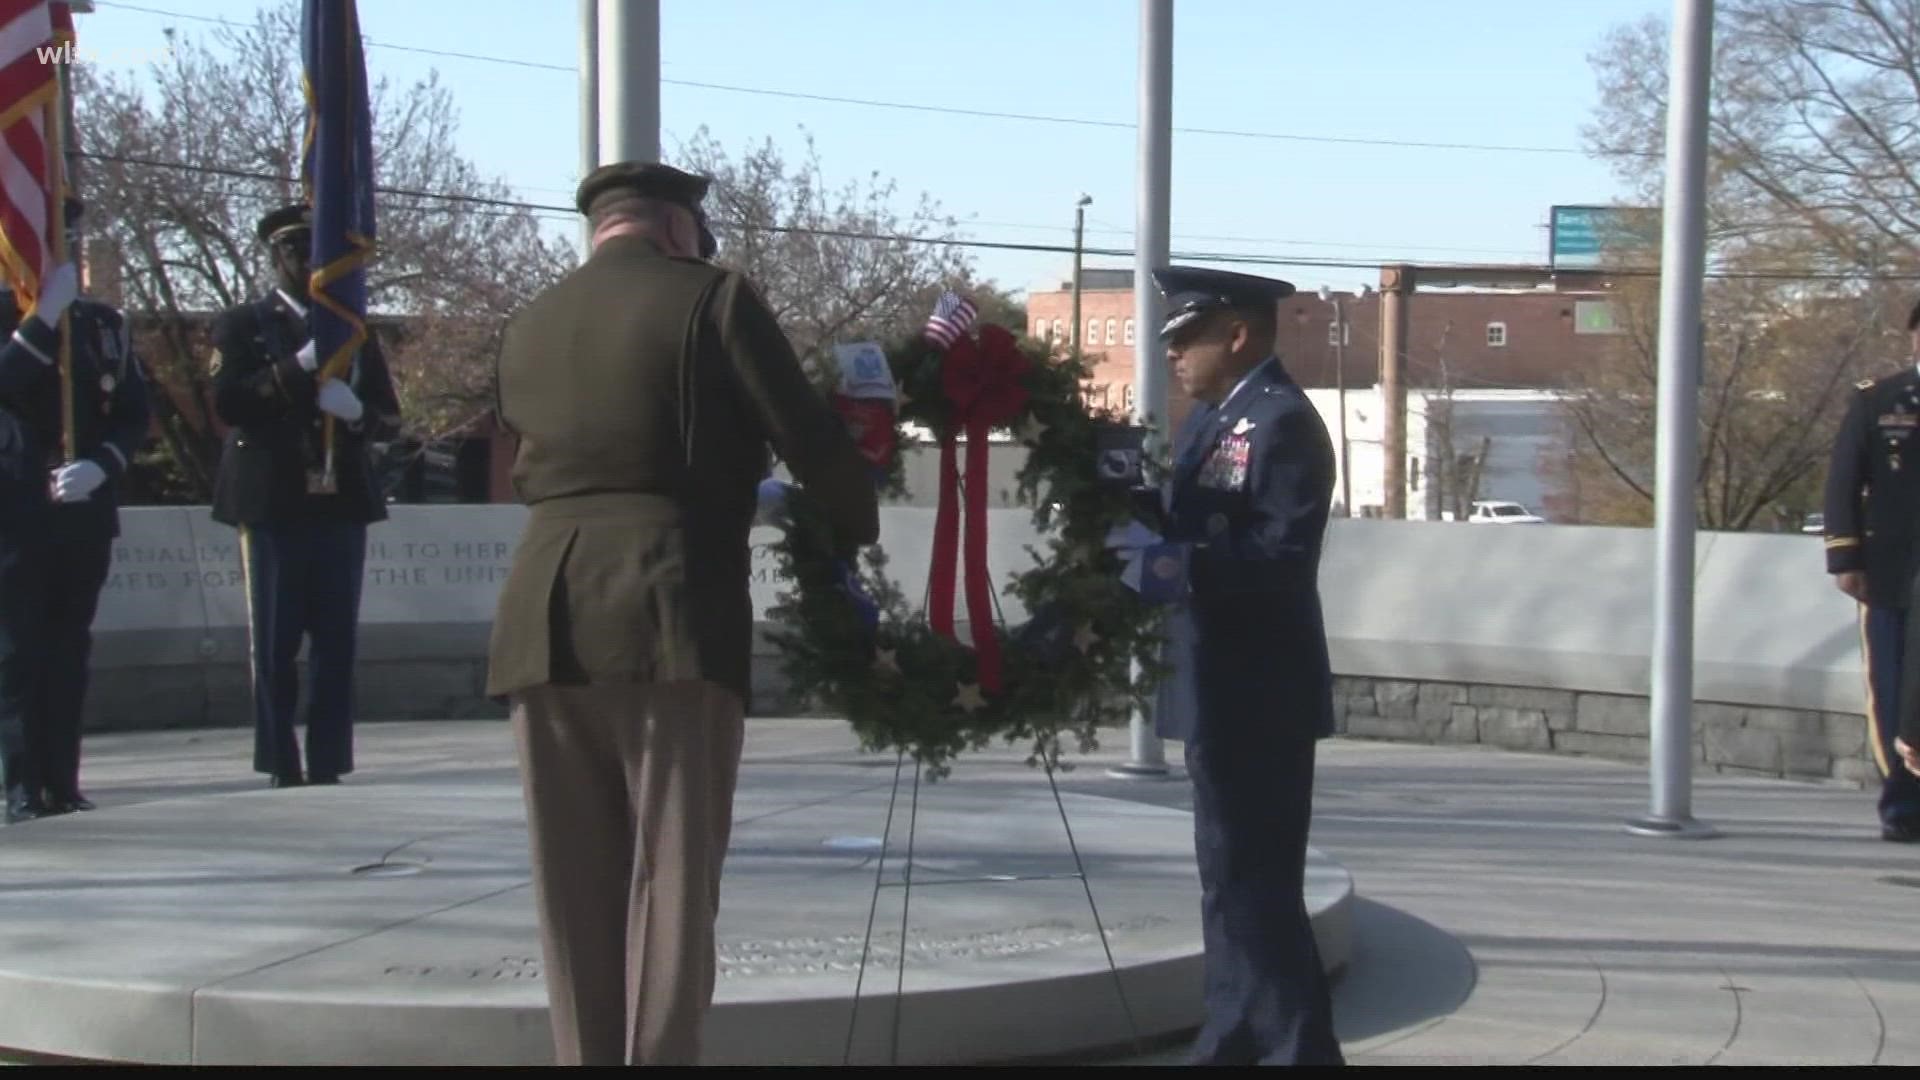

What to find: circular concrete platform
left=0, top=757, right=1353, bottom=1065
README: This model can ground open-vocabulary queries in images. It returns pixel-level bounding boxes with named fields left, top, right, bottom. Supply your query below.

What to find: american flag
left=0, top=1, right=69, bottom=316
left=923, top=291, right=977, bottom=349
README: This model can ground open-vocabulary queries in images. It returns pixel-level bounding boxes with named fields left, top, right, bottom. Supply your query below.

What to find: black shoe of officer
left=1883, top=821, right=1920, bottom=843
left=44, top=791, right=95, bottom=814
left=269, top=773, right=306, bottom=789
left=309, top=774, right=340, bottom=786
left=5, top=795, right=45, bottom=824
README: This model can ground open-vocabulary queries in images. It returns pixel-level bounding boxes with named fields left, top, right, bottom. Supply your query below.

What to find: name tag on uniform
left=1199, top=435, right=1252, bottom=491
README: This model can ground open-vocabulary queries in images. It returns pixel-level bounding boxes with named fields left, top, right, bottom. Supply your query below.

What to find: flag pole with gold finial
left=45, top=63, right=72, bottom=465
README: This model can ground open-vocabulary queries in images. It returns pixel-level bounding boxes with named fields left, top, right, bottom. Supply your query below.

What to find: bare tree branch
left=1570, top=0, right=1917, bottom=528
left=73, top=0, right=575, bottom=499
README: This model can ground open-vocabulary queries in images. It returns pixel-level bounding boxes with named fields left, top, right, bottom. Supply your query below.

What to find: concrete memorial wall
left=83, top=507, right=1876, bottom=786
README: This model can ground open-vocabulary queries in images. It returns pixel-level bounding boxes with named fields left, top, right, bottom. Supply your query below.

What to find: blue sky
left=76, top=0, right=1668, bottom=297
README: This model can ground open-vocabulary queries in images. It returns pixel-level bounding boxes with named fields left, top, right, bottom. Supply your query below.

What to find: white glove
left=295, top=339, right=318, bottom=372
left=49, top=459, right=106, bottom=503
left=317, top=379, right=364, bottom=423
left=35, top=263, right=77, bottom=325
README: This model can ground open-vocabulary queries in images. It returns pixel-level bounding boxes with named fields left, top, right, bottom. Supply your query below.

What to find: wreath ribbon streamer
left=925, top=304, right=1029, bottom=693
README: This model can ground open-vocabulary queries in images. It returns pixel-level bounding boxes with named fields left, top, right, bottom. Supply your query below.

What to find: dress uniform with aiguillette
left=488, top=161, right=878, bottom=1065
left=209, top=203, right=401, bottom=789
left=1151, top=265, right=1343, bottom=1066
left=0, top=203, right=152, bottom=824
left=1827, top=301, right=1920, bottom=840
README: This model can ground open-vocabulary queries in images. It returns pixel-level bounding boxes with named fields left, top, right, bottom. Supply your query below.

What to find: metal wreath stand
left=836, top=474, right=1147, bottom=1067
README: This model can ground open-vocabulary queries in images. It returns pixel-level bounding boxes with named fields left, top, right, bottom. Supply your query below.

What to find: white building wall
left=1303, top=387, right=1568, bottom=521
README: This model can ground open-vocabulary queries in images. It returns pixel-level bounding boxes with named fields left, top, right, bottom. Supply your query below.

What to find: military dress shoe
left=5, top=798, right=45, bottom=824
left=269, top=773, right=306, bottom=789
left=44, top=792, right=95, bottom=813
left=1883, top=821, right=1920, bottom=843
left=309, top=774, right=340, bottom=786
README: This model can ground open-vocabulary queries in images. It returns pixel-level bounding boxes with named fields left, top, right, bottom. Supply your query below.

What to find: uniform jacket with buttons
left=1823, top=366, right=1920, bottom=609
left=0, top=293, right=152, bottom=537
left=1155, top=356, right=1337, bottom=745
left=484, top=235, right=880, bottom=706
left=208, top=290, right=402, bottom=528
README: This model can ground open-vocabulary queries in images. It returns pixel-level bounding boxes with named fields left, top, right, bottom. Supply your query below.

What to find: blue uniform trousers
left=240, top=520, right=366, bottom=779
left=0, top=507, right=112, bottom=806
left=1862, top=605, right=1920, bottom=827
left=1184, top=729, right=1343, bottom=1066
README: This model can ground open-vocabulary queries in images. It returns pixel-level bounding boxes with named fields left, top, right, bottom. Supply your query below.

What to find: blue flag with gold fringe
left=300, top=0, right=375, bottom=384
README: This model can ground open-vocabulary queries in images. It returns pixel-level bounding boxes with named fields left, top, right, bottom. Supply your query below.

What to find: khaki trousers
left=510, top=681, right=746, bottom=1066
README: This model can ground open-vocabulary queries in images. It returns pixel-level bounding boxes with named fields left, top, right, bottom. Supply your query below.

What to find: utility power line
left=92, top=1, right=1642, bottom=159
left=79, top=150, right=1914, bottom=284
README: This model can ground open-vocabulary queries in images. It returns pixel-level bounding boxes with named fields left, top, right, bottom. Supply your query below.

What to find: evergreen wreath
left=762, top=312, right=1169, bottom=780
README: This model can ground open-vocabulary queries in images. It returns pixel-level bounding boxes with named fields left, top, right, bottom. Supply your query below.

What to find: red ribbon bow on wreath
left=925, top=297, right=1030, bottom=694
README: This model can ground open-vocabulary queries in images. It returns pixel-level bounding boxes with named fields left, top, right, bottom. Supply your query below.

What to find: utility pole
left=1379, top=264, right=1413, bottom=519
left=1071, top=194, right=1091, bottom=361
left=1319, top=287, right=1353, bottom=517
left=1628, top=0, right=1718, bottom=841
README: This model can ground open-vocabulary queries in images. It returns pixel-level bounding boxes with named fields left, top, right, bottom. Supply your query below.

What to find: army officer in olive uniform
left=1151, top=265, right=1344, bottom=1066
left=1837, top=299, right=1920, bottom=826
left=488, top=161, right=878, bottom=1066
left=209, top=202, right=402, bottom=789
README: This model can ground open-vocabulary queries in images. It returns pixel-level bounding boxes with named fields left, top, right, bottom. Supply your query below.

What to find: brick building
left=1025, top=267, right=1626, bottom=520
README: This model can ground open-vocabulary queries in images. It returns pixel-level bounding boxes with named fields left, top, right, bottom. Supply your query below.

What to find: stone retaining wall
left=1333, top=676, right=1880, bottom=787
left=75, top=508, right=1886, bottom=791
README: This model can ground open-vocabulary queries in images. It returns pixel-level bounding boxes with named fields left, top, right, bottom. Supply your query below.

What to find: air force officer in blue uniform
left=1152, top=265, right=1342, bottom=1066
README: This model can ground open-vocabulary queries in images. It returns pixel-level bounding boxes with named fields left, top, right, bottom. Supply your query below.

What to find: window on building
left=1123, top=319, right=1135, bottom=345
left=1034, top=318, right=1049, bottom=340
left=1124, top=385, right=1136, bottom=412
left=1052, top=318, right=1064, bottom=341
left=1087, top=317, right=1101, bottom=344
left=1105, top=317, right=1118, bottom=345
left=1487, top=322, right=1508, bottom=348
left=1572, top=299, right=1623, bottom=334
left=1409, top=457, right=1421, bottom=491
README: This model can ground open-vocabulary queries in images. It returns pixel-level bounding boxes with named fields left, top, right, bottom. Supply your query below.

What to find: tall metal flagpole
left=47, top=73, right=73, bottom=464
left=579, top=0, right=598, bottom=250
left=1110, top=0, right=1174, bottom=781
left=1628, top=0, right=1718, bottom=840
left=598, top=0, right=659, bottom=165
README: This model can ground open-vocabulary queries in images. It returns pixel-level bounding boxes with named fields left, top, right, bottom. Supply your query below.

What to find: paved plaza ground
left=3, top=717, right=1916, bottom=1065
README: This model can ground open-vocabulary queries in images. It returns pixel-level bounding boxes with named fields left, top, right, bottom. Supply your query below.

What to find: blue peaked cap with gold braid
left=1151, top=265, right=1296, bottom=340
